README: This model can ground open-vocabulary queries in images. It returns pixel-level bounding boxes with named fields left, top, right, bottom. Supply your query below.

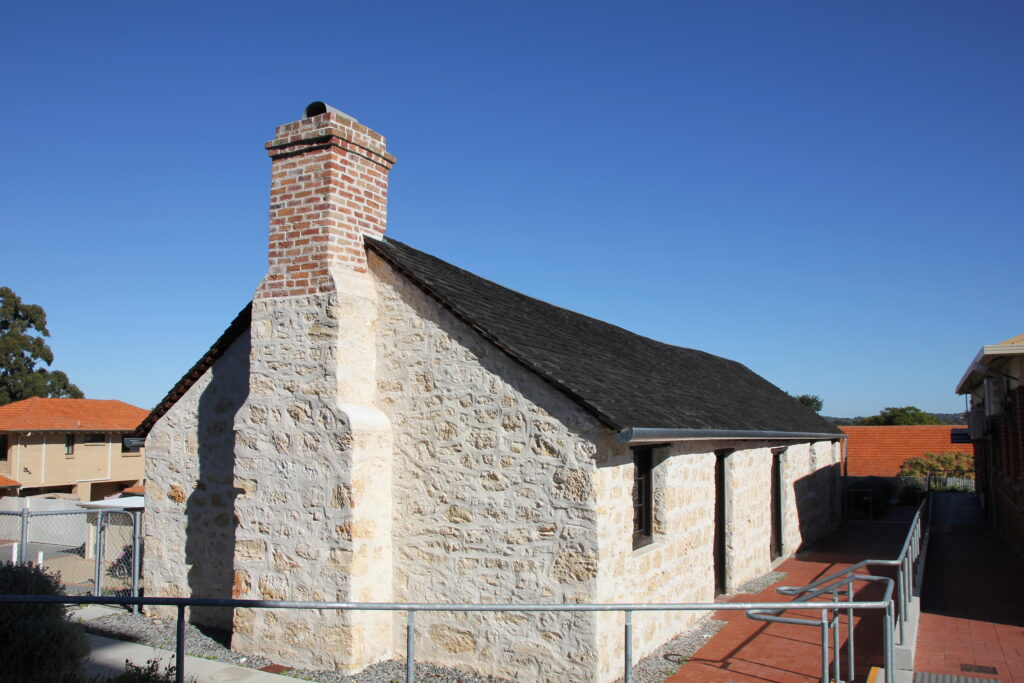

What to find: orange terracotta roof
left=122, top=484, right=145, bottom=495
left=0, top=475, right=20, bottom=488
left=840, top=425, right=974, bottom=477
left=0, top=398, right=149, bottom=433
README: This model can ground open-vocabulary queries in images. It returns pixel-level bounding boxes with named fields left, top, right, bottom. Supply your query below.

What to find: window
left=632, top=447, right=654, bottom=549
left=65, top=434, right=75, bottom=456
left=0, top=435, right=7, bottom=462
left=121, top=436, right=142, bottom=456
left=85, top=433, right=104, bottom=444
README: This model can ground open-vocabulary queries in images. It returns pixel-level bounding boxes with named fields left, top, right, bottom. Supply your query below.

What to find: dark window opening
left=714, top=448, right=733, bottom=595
left=65, top=434, right=75, bottom=456
left=770, top=447, right=785, bottom=561
left=0, top=435, right=7, bottom=462
left=632, top=447, right=654, bottom=549
left=85, top=433, right=104, bottom=444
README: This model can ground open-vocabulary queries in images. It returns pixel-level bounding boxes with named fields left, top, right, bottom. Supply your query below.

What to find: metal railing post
left=176, top=603, right=186, bottom=683
left=819, top=608, right=829, bottom=683
left=884, top=600, right=894, bottom=683
left=846, top=575, right=855, bottom=683
left=624, top=610, right=633, bottom=683
left=19, top=507, right=29, bottom=564
left=895, top=563, right=905, bottom=644
left=93, top=511, right=105, bottom=596
left=131, top=510, right=142, bottom=614
left=831, top=608, right=840, bottom=683
left=406, top=611, right=415, bottom=683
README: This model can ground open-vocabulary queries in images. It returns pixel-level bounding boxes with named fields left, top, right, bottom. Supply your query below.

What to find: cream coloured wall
left=141, top=253, right=842, bottom=682
left=0, top=431, right=143, bottom=499
left=372, top=252, right=606, bottom=681
left=593, top=438, right=841, bottom=680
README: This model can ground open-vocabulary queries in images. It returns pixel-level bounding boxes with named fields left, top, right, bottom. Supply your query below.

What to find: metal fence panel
left=0, top=508, right=141, bottom=601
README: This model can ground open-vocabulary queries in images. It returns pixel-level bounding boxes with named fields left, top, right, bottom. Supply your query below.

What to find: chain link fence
left=0, top=505, right=141, bottom=600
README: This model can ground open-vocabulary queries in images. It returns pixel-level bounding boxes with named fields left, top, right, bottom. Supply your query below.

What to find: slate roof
left=140, top=239, right=840, bottom=438
left=0, top=398, right=148, bottom=433
left=840, top=426, right=974, bottom=477
left=368, top=238, right=841, bottom=435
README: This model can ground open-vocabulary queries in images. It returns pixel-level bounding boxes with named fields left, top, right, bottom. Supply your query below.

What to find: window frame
left=65, top=434, right=75, bottom=457
left=632, top=446, right=655, bottom=550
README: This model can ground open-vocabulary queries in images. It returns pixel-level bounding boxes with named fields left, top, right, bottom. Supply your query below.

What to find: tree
left=900, top=451, right=974, bottom=479
left=792, top=394, right=823, bottom=413
left=858, top=406, right=938, bottom=426
left=0, top=287, right=83, bottom=405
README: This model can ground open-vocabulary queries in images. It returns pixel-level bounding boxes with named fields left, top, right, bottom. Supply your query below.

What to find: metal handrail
left=777, top=497, right=927, bottom=644
left=0, top=591, right=896, bottom=683
left=748, top=573, right=895, bottom=683
left=746, top=498, right=929, bottom=683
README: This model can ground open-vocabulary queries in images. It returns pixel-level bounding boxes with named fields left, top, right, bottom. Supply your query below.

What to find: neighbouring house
left=138, top=102, right=845, bottom=682
left=840, top=425, right=974, bottom=477
left=0, top=398, right=148, bottom=501
left=956, top=333, right=1024, bottom=553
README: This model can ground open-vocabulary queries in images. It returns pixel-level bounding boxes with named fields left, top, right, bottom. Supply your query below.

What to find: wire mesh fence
left=0, top=507, right=141, bottom=600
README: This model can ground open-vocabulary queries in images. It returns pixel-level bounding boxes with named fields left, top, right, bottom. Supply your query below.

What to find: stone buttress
left=230, top=103, right=397, bottom=672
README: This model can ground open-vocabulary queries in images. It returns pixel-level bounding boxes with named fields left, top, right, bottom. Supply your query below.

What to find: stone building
left=137, top=102, right=844, bottom=682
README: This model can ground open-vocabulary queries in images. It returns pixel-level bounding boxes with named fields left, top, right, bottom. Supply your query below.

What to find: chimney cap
left=304, top=101, right=358, bottom=123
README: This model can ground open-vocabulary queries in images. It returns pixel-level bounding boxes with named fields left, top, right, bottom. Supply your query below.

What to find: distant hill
left=825, top=412, right=966, bottom=426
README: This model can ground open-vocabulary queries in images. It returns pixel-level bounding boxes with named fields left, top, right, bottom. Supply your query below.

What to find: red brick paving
left=914, top=493, right=1024, bottom=683
left=666, top=495, right=1024, bottom=683
left=667, top=519, right=910, bottom=683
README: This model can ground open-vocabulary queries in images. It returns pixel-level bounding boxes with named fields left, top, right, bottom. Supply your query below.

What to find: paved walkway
left=74, top=606, right=283, bottom=682
left=914, top=492, right=1024, bottom=683
left=667, top=514, right=911, bottom=682
left=666, top=494, right=1024, bottom=683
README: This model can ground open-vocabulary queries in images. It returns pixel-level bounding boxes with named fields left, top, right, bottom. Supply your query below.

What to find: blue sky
left=1, top=1, right=1020, bottom=417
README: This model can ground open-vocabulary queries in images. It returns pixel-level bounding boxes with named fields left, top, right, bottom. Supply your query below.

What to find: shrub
left=101, top=658, right=196, bottom=683
left=896, top=477, right=927, bottom=504
left=899, top=451, right=974, bottom=478
left=0, top=561, right=89, bottom=682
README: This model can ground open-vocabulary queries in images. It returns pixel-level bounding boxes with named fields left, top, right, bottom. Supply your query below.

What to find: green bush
left=101, top=659, right=195, bottom=683
left=896, top=477, right=927, bottom=504
left=0, top=561, right=89, bottom=683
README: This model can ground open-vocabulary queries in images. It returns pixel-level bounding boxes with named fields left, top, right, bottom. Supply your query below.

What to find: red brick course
left=260, top=109, right=395, bottom=298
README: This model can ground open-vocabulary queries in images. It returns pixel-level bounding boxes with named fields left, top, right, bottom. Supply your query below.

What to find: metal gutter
left=956, top=341, right=1024, bottom=394
left=616, top=427, right=846, bottom=444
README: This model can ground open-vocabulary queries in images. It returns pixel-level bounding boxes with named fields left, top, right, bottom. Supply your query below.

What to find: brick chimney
left=232, top=104, right=396, bottom=672
left=261, top=101, right=395, bottom=297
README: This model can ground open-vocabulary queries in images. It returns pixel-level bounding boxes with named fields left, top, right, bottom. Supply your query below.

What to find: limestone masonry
left=142, top=103, right=844, bottom=682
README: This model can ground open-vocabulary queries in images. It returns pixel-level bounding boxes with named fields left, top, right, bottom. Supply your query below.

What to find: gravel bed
left=736, top=570, right=789, bottom=595
left=77, top=608, right=511, bottom=682
left=77, top=582, right=794, bottom=683
left=615, top=614, right=726, bottom=683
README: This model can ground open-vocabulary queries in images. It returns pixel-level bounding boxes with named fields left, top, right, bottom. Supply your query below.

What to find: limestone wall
left=594, top=438, right=841, bottom=681
left=230, top=280, right=394, bottom=673
left=594, top=440, right=715, bottom=682
left=371, top=252, right=606, bottom=682
left=779, top=440, right=843, bottom=556
left=143, top=329, right=251, bottom=631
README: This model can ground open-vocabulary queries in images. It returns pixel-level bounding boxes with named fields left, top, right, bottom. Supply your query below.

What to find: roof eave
left=617, top=427, right=845, bottom=444
left=956, top=343, right=1024, bottom=394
